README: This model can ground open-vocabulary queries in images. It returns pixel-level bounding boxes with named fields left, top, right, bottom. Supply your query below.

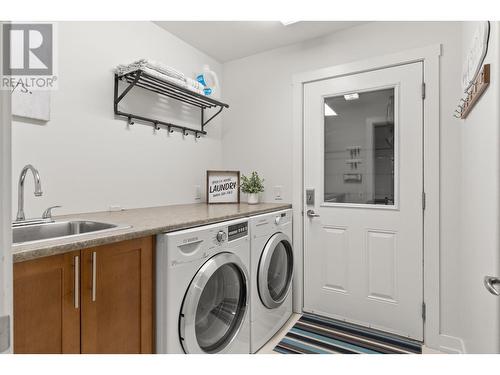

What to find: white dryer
left=249, top=209, right=293, bottom=353
left=156, top=218, right=251, bottom=354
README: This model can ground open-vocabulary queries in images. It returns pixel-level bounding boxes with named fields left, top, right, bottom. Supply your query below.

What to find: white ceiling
left=154, top=21, right=365, bottom=63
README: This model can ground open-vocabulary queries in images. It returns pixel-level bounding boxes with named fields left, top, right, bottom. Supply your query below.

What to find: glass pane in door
left=324, top=88, right=396, bottom=205
left=267, top=241, right=292, bottom=301
left=195, top=263, right=246, bottom=353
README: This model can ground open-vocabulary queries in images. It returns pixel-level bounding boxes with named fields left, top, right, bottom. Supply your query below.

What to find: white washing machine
left=156, top=218, right=251, bottom=354
left=249, top=209, right=293, bottom=353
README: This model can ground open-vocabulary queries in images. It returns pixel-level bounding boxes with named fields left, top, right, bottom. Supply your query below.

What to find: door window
left=324, top=87, right=396, bottom=206
left=195, top=263, right=246, bottom=353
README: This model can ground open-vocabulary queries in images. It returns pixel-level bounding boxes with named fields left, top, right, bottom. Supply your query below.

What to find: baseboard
left=430, top=334, right=466, bottom=354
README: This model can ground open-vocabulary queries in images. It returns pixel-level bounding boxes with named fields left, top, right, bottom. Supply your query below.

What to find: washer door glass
left=195, top=263, right=246, bottom=352
left=180, top=252, right=249, bottom=354
left=258, top=233, right=294, bottom=309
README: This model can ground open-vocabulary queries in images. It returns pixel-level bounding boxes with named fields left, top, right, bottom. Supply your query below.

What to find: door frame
left=0, top=21, right=13, bottom=353
left=292, top=44, right=462, bottom=352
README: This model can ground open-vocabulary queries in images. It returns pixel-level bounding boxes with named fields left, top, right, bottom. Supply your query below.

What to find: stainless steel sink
left=13, top=220, right=131, bottom=245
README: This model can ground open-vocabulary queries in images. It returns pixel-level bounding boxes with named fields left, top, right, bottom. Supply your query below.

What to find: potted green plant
left=241, top=171, right=264, bottom=204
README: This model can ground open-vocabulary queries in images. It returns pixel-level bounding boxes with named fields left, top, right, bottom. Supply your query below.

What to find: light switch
left=273, top=186, right=283, bottom=200
left=194, top=185, right=201, bottom=200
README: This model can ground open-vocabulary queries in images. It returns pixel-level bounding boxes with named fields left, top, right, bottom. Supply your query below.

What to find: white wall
left=458, top=21, right=500, bottom=353
left=12, top=22, right=223, bottom=218
left=222, top=21, right=464, bottom=350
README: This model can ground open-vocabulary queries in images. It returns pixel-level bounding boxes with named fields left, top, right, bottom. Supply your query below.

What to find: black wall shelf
left=113, top=69, right=229, bottom=137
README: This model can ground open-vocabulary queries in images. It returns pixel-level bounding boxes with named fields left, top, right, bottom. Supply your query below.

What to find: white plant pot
left=247, top=193, right=259, bottom=205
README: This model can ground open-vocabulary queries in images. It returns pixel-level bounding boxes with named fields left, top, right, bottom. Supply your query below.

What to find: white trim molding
left=291, top=44, right=464, bottom=353
left=0, top=21, right=13, bottom=353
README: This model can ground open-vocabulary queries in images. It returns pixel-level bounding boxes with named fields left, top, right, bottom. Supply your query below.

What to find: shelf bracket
left=201, top=106, right=225, bottom=132
left=115, top=70, right=142, bottom=107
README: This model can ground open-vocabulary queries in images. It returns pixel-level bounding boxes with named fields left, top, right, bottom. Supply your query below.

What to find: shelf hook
left=195, top=131, right=201, bottom=139
left=128, top=116, right=134, bottom=126
left=168, top=125, right=174, bottom=133
left=183, top=129, right=189, bottom=136
left=154, top=121, right=160, bottom=131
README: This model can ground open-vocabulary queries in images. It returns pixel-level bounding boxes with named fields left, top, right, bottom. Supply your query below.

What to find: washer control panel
left=228, top=221, right=248, bottom=241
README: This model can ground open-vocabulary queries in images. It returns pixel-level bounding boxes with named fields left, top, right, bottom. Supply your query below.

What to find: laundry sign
left=206, top=170, right=240, bottom=204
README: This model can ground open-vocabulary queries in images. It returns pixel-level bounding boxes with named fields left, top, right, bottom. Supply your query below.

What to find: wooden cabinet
left=14, top=251, right=80, bottom=354
left=81, top=237, right=153, bottom=353
left=14, top=236, right=154, bottom=354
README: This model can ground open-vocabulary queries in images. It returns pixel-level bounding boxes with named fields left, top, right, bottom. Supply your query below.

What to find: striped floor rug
left=274, top=313, right=422, bottom=354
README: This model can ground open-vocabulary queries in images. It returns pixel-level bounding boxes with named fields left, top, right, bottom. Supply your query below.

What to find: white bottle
left=196, top=65, right=220, bottom=97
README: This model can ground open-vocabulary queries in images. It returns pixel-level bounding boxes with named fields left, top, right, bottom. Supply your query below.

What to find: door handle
left=484, top=276, right=500, bottom=296
left=306, top=209, right=320, bottom=218
left=91, top=251, right=97, bottom=302
left=74, top=255, right=79, bottom=309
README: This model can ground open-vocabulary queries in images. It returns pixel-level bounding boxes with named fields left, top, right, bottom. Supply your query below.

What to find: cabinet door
left=14, top=251, right=81, bottom=353
left=81, top=237, right=153, bottom=353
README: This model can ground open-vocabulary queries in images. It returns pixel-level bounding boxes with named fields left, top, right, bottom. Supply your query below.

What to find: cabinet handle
left=74, top=255, right=79, bottom=309
left=91, top=251, right=97, bottom=302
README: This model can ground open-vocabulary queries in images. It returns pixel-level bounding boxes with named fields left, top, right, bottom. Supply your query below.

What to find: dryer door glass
left=258, top=233, right=294, bottom=309
left=268, top=241, right=292, bottom=300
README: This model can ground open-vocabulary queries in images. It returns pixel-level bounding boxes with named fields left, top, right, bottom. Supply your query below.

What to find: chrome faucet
left=16, top=164, right=43, bottom=221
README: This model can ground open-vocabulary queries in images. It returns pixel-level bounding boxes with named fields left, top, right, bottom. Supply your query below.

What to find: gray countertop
left=12, top=202, right=292, bottom=263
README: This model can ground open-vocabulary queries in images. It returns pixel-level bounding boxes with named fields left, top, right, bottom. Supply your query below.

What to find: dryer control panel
left=228, top=221, right=248, bottom=241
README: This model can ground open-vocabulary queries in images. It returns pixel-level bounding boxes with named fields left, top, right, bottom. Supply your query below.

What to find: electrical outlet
left=194, top=185, right=201, bottom=200
left=273, top=185, right=283, bottom=201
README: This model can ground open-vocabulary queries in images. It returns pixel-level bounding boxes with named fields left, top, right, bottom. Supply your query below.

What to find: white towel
left=115, top=59, right=184, bottom=81
left=144, top=59, right=185, bottom=81
left=139, top=66, right=187, bottom=88
left=115, top=59, right=208, bottom=96
left=117, top=66, right=207, bottom=95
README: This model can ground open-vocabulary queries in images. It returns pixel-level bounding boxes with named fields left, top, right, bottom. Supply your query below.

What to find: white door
left=0, top=22, right=13, bottom=353
left=303, top=62, right=424, bottom=341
